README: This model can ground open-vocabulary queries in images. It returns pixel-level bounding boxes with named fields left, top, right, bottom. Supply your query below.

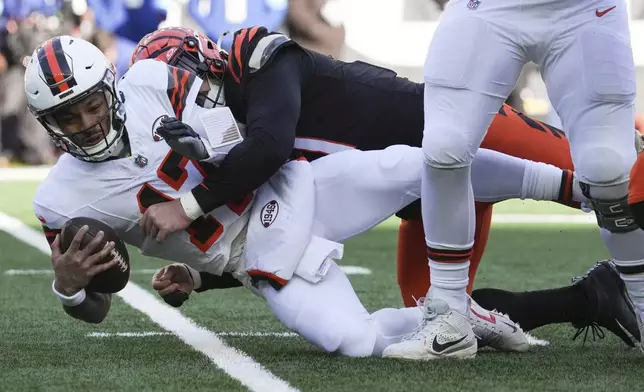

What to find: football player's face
left=54, top=91, right=110, bottom=147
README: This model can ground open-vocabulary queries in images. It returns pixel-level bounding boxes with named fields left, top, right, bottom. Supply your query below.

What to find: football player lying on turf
left=130, top=26, right=644, bottom=347
left=28, top=37, right=585, bottom=358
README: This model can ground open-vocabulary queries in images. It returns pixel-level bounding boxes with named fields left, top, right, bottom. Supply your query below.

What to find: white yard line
left=87, top=331, right=299, bottom=338
left=0, top=212, right=298, bottom=392
left=88, top=332, right=173, bottom=338
left=5, top=266, right=372, bottom=276
left=491, top=214, right=595, bottom=224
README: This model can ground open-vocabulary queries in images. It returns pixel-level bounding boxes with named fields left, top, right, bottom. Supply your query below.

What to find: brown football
left=60, top=217, right=130, bottom=293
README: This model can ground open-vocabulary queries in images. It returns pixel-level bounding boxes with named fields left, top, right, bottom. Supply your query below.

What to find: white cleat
left=469, top=297, right=530, bottom=352
left=382, top=299, right=477, bottom=360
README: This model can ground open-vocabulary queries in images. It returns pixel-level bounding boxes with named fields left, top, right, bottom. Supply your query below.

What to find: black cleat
left=571, top=260, right=640, bottom=347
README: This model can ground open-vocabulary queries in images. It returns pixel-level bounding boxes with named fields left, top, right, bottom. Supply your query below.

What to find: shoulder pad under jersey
left=228, top=26, right=295, bottom=84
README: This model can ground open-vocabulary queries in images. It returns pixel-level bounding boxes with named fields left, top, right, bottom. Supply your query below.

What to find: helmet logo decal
left=37, top=37, right=78, bottom=96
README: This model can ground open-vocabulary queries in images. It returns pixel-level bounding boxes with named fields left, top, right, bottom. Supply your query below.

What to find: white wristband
left=180, top=192, right=204, bottom=221
left=52, top=281, right=86, bottom=307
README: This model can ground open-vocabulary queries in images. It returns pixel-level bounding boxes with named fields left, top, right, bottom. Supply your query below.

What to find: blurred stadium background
left=0, top=0, right=642, bottom=166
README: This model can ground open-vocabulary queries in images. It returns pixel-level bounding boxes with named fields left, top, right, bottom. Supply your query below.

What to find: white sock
left=620, top=274, right=644, bottom=313
left=428, top=260, right=470, bottom=314
left=521, top=161, right=566, bottom=201
left=422, top=164, right=474, bottom=315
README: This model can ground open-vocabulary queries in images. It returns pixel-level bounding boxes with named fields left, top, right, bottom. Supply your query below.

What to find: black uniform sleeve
left=191, top=47, right=311, bottom=213
left=194, top=271, right=243, bottom=292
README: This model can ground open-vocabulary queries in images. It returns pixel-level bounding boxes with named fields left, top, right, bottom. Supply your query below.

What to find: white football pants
left=259, top=145, right=570, bottom=356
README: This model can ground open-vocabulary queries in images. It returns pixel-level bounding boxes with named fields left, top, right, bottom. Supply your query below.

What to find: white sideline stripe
left=85, top=329, right=549, bottom=346
left=491, top=214, right=595, bottom=224
left=0, top=166, right=52, bottom=181
left=0, top=212, right=298, bottom=392
left=4, top=266, right=372, bottom=276
left=88, top=331, right=299, bottom=338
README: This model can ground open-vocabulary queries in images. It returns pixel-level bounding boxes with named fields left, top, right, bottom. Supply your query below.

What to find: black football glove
left=162, top=291, right=191, bottom=308
left=156, top=116, right=209, bottom=161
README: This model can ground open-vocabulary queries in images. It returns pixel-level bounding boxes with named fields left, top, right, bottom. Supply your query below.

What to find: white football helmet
left=24, top=36, right=126, bottom=162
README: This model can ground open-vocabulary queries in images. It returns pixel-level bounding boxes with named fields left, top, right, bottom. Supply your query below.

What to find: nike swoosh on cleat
left=502, top=321, right=518, bottom=333
left=432, top=335, right=467, bottom=353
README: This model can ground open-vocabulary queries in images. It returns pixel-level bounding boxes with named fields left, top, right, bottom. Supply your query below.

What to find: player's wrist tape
left=52, top=281, right=86, bottom=307
left=182, top=263, right=202, bottom=290
left=180, top=193, right=204, bottom=221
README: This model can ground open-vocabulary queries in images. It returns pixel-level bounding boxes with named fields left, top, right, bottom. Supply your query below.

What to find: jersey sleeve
left=33, top=198, right=69, bottom=246
left=190, top=47, right=308, bottom=214
left=227, top=26, right=297, bottom=87
left=120, top=59, right=202, bottom=122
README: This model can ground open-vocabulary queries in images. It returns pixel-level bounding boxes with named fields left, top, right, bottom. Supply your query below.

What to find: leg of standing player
left=397, top=105, right=578, bottom=306
left=386, top=0, right=529, bottom=359
left=397, top=202, right=493, bottom=307
left=538, top=1, right=644, bottom=348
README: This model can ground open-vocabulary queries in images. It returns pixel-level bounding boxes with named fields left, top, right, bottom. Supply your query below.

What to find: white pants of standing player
left=420, top=0, right=641, bottom=315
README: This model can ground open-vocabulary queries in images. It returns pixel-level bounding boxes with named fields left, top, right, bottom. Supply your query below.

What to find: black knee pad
left=580, top=182, right=639, bottom=233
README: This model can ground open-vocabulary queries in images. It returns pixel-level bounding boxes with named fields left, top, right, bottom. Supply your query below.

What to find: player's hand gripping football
left=152, top=263, right=196, bottom=307
left=51, top=226, right=118, bottom=295
left=156, top=116, right=209, bottom=161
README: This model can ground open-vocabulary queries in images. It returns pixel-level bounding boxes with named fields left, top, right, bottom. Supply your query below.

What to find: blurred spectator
left=0, top=17, right=59, bottom=165
left=431, top=0, right=449, bottom=11
left=286, top=0, right=344, bottom=58
left=87, top=0, right=167, bottom=77
left=188, top=0, right=288, bottom=51
left=91, top=28, right=136, bottom=78
left=114, top=0, right=167, bottom=43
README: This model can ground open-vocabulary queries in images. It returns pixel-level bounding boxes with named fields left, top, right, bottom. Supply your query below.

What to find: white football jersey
left=33, top=60, right=253, bottom=275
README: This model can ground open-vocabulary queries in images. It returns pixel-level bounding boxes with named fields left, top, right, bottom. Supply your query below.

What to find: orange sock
left=396, top=202, right=495, bottom=307
left=397, top=217, right=429, bottom=307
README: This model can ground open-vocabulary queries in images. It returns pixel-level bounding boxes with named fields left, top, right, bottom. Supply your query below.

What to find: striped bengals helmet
left=24, top=36, right=126, bottom=162
left=131, top=27, right=227, bottom=108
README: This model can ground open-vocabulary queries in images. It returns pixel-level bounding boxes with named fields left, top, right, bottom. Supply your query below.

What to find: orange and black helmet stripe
left=37, top=37, right=78, bottom=96
left=166, top=65, right=196, bottom=120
